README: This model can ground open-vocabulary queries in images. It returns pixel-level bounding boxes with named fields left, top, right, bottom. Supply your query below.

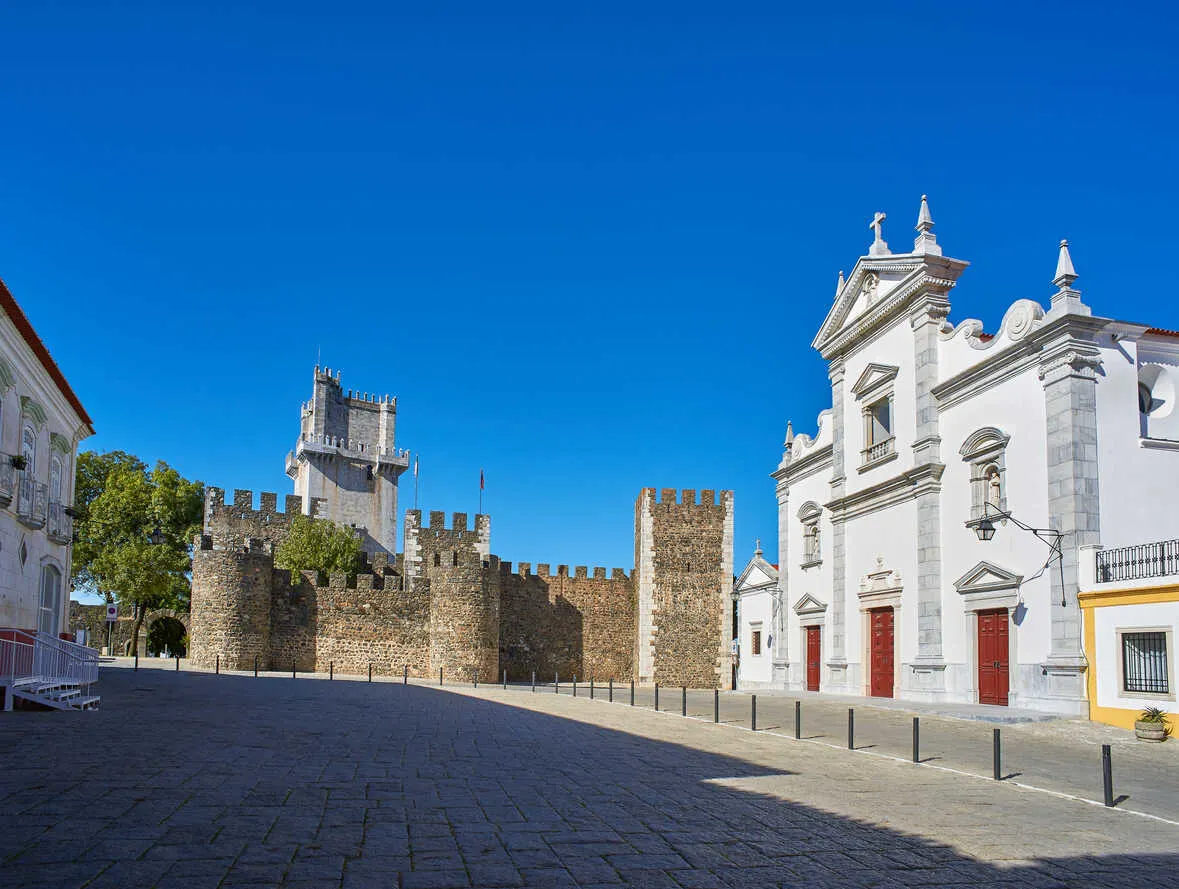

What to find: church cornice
left=825, top=461, right=945, bottom=523
left=772, top=443, right=833, bottom=484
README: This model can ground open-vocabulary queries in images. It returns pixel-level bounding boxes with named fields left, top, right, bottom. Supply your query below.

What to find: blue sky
left=2, top=2, right=1177, bottom=578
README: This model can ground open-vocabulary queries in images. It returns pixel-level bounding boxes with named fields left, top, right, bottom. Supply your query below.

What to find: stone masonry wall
left=499, top=564, right=635, bottom=682
left=640, top=488, right=734, bottom=689
left=189, top=542, right=274, bottom=671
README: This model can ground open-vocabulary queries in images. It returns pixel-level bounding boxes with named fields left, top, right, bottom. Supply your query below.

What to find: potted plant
left=9, top=454, right=27, bottom=470
left=1135, top=706, right=1170, bottom=742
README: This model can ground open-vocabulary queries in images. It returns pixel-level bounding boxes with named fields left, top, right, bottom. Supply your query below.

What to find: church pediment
left=793, top=593, right=827, bottom=616
left=953, top=560, right=1024, bottom=594
left=850, top=363, right=899, bottom=400
left=735, top=556, right=778, bottom=592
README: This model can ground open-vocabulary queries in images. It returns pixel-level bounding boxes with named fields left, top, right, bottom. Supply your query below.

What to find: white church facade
left=742, top=197, right=1179, bottom=715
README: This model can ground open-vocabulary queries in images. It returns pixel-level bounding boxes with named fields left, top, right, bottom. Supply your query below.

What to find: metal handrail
left=1, top=631, right=99, bottom=688
left=1095, top=539, right=1179, bottom=583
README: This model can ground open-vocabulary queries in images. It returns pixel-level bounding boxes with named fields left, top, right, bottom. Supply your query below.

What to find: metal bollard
left=474, top=670, right=477, bottom=688
left=609, top=678, right=614, bottom=702
left=532, top=671, right=536, bottom=692
left=292, top=660, right=296, bottom=679
left=848, top=708, right=854, bottom=750
left=993, top=728, right=1002, bottom=780
left=175, top=655, right=180, bottom=672
left=216, top=654, right=220, bottom=675
left=794, top=700, right=801, bottom=739
left=134, top=652, right=139, bottom=672
left=682, top=686, right=687, bottom=717
left=503, top=669, right=507, bottom=690
left=368, top=663, right=372, bottom=683
left=254, top=655, right=258, bottom=678
left=404, top=664, right=408, bottom=685
left=573, top=675, right=577, bottom=697
left=1102, top=744, right=1114, bottom=807
left=751, top=695, right=757, bottom=731
left=630, top=679, right=635, bottom=706
left=330, top=662, right=334, bottom=681
left=555, top=673, right=559, bottom=694
left=439, top=667, right=443, bottom=686
left=590, top=677, right=594, bottom=700
left=913, top=717, right=920, bottom=763
left=714, top=688, right=719, bottom=724
left=655, top=683, right=659, bottom=712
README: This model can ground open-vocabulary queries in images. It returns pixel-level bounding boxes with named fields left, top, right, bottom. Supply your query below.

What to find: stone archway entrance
left=130, top=609, right=191, bottom=657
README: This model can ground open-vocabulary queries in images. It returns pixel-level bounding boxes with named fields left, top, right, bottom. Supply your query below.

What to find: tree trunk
left=129, top=604, right=146, bottom=658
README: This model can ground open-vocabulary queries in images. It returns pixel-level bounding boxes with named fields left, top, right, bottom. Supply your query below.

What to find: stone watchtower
left=285, top=367, right=410, bottom=556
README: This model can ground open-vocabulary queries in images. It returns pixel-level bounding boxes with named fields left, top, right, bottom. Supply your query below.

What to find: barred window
left=751, top=630, right=762, bottom=656
left=1122, top=632, right=1169, bottom=695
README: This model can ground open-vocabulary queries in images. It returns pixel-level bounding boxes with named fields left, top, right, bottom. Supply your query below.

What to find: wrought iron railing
left=16, top=474, right=47, bottom=526
left=47, top=501, right=72, bottom=543
left=1095, top=539, right=1179, bottom=583
left=861, top=437, right=895, bottom=466
left=0, top=458, right=14, bottom=504
left=0, top=630, right=98, bottom=688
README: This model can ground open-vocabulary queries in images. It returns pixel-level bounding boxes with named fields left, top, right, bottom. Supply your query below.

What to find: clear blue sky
left=2, top=2, right=1177, bottom=578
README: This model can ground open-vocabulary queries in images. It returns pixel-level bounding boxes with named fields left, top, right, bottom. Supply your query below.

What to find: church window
left=797, top=502, right=823, bottom=568
left=861, top=397, right=894, bottom=465
left=960, top=427, right=1010, bottom=525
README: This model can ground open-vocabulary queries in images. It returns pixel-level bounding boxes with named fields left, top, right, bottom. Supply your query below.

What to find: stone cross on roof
left=868, top=211, right=890, bottom=256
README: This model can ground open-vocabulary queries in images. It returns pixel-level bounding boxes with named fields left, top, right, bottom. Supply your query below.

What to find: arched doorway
left=146, top=616, right=188, bottom=657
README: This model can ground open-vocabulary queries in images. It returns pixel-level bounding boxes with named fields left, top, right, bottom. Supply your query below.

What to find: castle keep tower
left=635, top=488, right=735, bottom=688
left=285, top=367, right=410, bottom=555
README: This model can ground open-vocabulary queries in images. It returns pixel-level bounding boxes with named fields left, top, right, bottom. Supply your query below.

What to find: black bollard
left=655, top=683, right=659, bottom=712
left=254, top=655, right=258, bottom=678
left=175, top=655, right=179, bottom=672
left=682, top=686, right=687, bottom=717
left=913, top=717, right=920, bottom=763
left=439, top=667, right=443, bottom=686
left=555, top=672, right=559, bottom=694
left=292, top=660, right=296, bottom=679
left=474, top=670, right=477, bottom=688
left=848, top=709, right=854, bottom=750
left=795, top=700, right=801, bottom=740
left=751, top=694, right=757, bottom=731
left=573, top=675, right=577, bottom=697
left=630, top=679, right=635, bottom=706
left=1102, top=744, right=1114, bottom=807
left=532, top=671, right=536, bottom=693
left=368, top=663, right=372, bottom=683
left=590, top=677, right=594, bottom=700
left=330, top=662, right=334, bottom=681
left=216, top=654, right=220, bottom=675
left=403, top=664, right=408, bottom=685
left=993, top=728, right=1002, bottom=780
left=134, top=651, right=139, bottom=672
left=503, top=669, right=507, bottom=690
left=714, top=688, right=719, bottom=724
left=609, top=678, right=614, bottom=703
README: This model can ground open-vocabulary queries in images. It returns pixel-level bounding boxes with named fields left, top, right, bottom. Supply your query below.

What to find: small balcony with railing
left=859, top=436, right=896, bottom=471
left=16, top=473, right=48, bottom=529
left=47, top=501, right=73, bottom=544
left=1091, top=539, right=1179, bottom=586
left=0, top=456, right=13, bottom=507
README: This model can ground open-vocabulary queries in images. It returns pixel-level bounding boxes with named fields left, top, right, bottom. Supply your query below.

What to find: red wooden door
left=977, top=609, right=1010, bottom=706
left=870, top=608, right=894, bottom=698
left=806, top=626, right=821, bottom=691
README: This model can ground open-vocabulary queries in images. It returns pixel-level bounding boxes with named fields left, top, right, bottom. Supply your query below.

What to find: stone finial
left=835, top=270, right=845, bottom=298
left=754, top=538, right=763, bottom=557
left=868, top=211, right=891, bottom=256
left=913, top=194, right=942, bottom=256
left=783, top=420, right=794, bottom=451
left=1053, top=239, right=1078, bottom=290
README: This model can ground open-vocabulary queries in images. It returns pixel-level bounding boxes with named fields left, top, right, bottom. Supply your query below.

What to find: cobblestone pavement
left=0, top=664, right=1177, bottom=889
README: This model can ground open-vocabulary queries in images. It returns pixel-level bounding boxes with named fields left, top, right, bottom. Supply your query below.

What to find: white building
left=734, top=545, right=778, bottom=689
left=756, top=197, right=1179, bottom=715
left=0, top=277, right=93, bottom=638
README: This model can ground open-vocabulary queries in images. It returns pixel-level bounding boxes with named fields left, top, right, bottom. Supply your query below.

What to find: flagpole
left=413, top=455, right=419, bottom=510
left=478, top=469, right=483, bottom=516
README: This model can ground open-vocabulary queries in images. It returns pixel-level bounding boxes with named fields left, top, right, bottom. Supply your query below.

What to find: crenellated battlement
left=641, top=487, right=730, bottom=507
left=498, top=561, right=630, bottom=582
left=344, top=389, right=396, bottom=408
left=405, top=509, right=490, bottom=533
left=206, top=486, right=307, bottom=518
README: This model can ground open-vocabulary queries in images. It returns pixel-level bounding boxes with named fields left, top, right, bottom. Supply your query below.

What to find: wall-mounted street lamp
left=973, top=502, right=1068, bottom=607
left=148, top=526, right=165, bottom=546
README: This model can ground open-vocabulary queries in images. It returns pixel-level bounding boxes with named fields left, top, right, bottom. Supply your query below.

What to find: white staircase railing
left=2, top=630, right=100, bottom=710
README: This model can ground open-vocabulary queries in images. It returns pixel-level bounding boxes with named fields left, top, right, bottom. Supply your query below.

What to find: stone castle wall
left=189, top=485, right=732, bottom=684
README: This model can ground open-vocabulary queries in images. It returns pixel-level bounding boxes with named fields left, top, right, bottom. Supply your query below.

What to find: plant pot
left=1135, top=720, right=1168, bottom=742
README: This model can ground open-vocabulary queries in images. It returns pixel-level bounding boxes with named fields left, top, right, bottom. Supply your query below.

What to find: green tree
left=274, top=514, right=364, bottom=576
left=72, top=452, right=204, bottom=651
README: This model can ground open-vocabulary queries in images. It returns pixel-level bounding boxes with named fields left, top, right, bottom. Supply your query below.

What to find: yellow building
left=1079, top=542, right=1178, bottom=730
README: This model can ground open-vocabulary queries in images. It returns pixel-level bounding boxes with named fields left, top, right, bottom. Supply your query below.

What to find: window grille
left=1122, top=632, right=1169, bottom=694
left=751, top=630, right=762, bottom=656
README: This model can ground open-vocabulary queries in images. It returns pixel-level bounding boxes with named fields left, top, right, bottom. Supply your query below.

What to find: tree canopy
left=274, top=514, right=365, bottom=576
left=72, top=451, right=204, bottom=648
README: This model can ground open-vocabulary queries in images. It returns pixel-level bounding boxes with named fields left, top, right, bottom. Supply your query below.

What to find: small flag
left=480, top=468, right=485, bottom=490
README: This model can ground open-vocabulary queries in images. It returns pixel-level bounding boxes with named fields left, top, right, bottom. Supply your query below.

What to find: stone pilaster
left=772, top=480, right=790, bottom=683
left=828, top=361, right=848, bottom=672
